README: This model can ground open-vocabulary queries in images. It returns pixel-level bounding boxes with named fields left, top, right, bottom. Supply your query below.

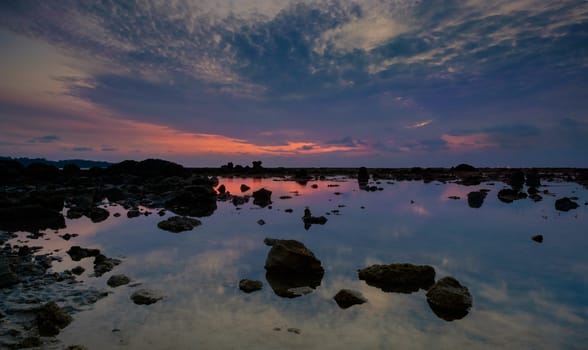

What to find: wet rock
left=252, top=188, right=272, bottom=207
left=131, top=289, right=163, bottom=305
left=333, top=289, right=367, bottom=309
left=157, top=216, right=201, bottom=233
left=127, top=209, right=141, bottom=218
left=426, top=276, right=472, bottom=321
left=87, top=207, right=110, bottom=223
left=555, top=197, right=579, bottom=212
left=302, top=208, right=328, bottom=230
left=467, top=190, right=488, bottom=208
left=358, top=263, right=435, bottom=293
left=164, top=185, right=217, bottom=217
left=93, top=254, right=121, bottom=277
left=0, top=260, right=19, bottom=288
left=71, top=266, right=85, bottom=275
left=239, top=279, right=263, bottom=293
left=240, top=184, right=251, bottom=192
left=67, top=246, right=100, bottom=261
left=264, top=238, right=324, bottom=298
left=0, top=205, right=66, bottom=233
left=66, top=207, right=84, bottom=219
left=107, top=274, right=131, bottom=287
left=497, top=188, right=527, bottom=203
left=36, top=301, right=73, bottom=336
left=532, top=234, right=543, bottom=243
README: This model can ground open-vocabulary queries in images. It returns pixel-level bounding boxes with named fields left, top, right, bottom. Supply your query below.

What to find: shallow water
left=16, top=177, right=588, bottom=349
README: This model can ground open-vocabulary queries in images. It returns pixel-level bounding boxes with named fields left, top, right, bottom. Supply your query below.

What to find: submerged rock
left=264, top=238, right=324, bottom=298
left=157, top=216, right=201, bottom=233
left=555, top=197, right=579, bottom=212
left=36, top=301, right=73, bottom=336
left=333, top=289, right=367, bottom=309
left=252, top=188, right=272, bottom=207
left=302, top=207, right=328, bottom=230
left=107, top=274, right=131, bottom=287
left=239, top=279, right=263, bottom=293
left=358, top=263, right=435, bottom=293
left=131, top=289, right=163, bottom=305
left=426, top=276, right=472, bottom=321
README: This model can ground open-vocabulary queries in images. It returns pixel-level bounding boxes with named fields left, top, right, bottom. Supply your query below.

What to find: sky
left=0, top=0, right=587, bottom=167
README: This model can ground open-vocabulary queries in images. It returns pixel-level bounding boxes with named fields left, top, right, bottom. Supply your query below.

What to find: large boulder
left=358, top=263, right=435, bottom=293
left=164, top=185, right=217, bottom=217
left=264, top=238, right=324, bottom=298
left=555, top=197, right=579, bottom=212
left=157, top=216, right=201, bottom=233
left=36, top=301, right=73, bottom=336
left=426, top=276, right=472, bottom=321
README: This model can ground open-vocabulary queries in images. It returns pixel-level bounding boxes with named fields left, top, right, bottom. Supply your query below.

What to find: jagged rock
left=157, top=216, right=201, bottom=233
left=36, top=301, right=73, bottom=336
left=358, top=263, right=435, bottom=293
left=264, top=238, right=324, bottom=298
left=426, top=276, right=472, bottom=321
left=333, top=289, right=367, bottom=309
left=67, top=246, right=100, bottom=261
left=252, top=188, right=272, bottom=207
left=467, top=190, right=488, bottom=208
left=555, top=197, right=579, bottom=212
left=107, top=274, right=131, bottom=287
left=239, top=279, right=263, bottom=293
left=93, top=254, right=121, bottom=277
left=131, top=289, right=163, bottom=305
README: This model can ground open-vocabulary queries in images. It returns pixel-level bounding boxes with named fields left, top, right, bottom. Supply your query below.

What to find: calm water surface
left=38, top=177, right=588, bottom=349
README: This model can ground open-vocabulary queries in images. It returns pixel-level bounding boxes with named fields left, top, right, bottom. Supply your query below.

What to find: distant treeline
left=0, top=156, right=112, bottom=169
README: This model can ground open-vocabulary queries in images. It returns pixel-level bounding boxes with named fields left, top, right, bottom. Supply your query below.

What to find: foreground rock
left=555, top=197, right=579, bottom=212
left=157, top=216, right=201, bottom=233
left=0, top=205, right=66, bottom=233
left=264, top=238, right=324, bottom=298
left=426, top=276, right=472, bottom=321
left=107, top=274, right=131, bottom=287
left=36, top=301, right=73, bottom=336
left=131, top=289, right=163, bottom=305
left=333, top=289, right=367, bottom=309
left=93, top=254, right=121, bottom=277
left=358, top=263, right=435, bottom=293
left=67, top=246, right=100, bottom=261
left=239, top=279, right=263, bottom=293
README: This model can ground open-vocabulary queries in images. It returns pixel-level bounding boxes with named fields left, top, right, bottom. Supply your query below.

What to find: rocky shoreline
left=1, top=158, right=586, bottom=348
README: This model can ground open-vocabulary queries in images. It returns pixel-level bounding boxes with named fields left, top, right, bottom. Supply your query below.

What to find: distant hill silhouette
left=0, top=156, right=112, bottom=169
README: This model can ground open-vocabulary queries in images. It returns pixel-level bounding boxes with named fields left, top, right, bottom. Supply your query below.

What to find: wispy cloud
left=28, top=135, right=59, bottom=143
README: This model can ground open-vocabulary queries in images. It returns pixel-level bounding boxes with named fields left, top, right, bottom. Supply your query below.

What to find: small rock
left=426, top=276, right=472, bottom=321
left=311, top=184, right=318, bottom=189
left=36, top=301, right=73, bottom=336
left=257, top=219, right=266, bottom=226
left=131, top=289, right=163, bottom=305
left=252, top=188, right=272, bottom=207
left=19, top=336, right=42, bottom=348
left=532, top=234, right=544, bottom=243
left=497, top=188, right=527, bottom=203
left=65, top=346, right=89, bottom=350
left=285, top=208, right=293, bottom=213
left=555, top=197, right=579, bottom=212
left=113, top=212, right=121, bottom=217
left=67, top=246, right=100, bottom=261
left=239, top=279, right=263, bottom=293
left=94, top=254, right=121, bottom=277
left=127, top=209, right=141, bottom=218
left=88, top=207, right=110, bottom=223
left=467, top=191, right=487, bottom=208
left=240, top=184, right=251, bottom=192
left=287, top=328, right=301, bottom=335
left=358, top=263, right=435, bottom=293
left=333, top=289, right=368, bottom=309
left=157, top=216, right=201, bottom=233
left=217, top=184, right=226, bottom=194
left=71, top=266, right=85, bottom=275
left=107, top=274, right=131, bottom=287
